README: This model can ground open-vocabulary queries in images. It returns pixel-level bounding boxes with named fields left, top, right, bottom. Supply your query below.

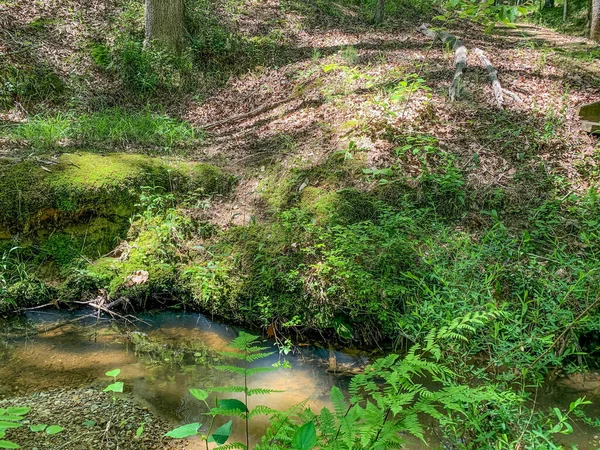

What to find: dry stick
left=474, top=48, right=504, bottom=108
left=10, top=297, right=127, bottom=338
left=418, top=24, right=467, bottom=101
left=202, top=97, right=294, bottom=130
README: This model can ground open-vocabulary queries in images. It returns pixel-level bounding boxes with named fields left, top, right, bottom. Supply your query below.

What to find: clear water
left=1, top=311, right=599, bottom=449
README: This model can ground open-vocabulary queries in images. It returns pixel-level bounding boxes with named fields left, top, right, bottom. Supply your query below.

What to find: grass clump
left=7, top=108, right=198, bottom=151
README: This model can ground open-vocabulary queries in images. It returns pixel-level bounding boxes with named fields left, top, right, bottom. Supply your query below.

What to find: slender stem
left=369, top=408, right=391, bottom=448
left=245, top=344, right=249, bottom=450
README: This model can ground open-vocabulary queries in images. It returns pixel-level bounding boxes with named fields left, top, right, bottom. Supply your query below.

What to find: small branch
left=8, top=296, right=128, bottom=338
left=502, top=88, right=523, bottom=104
left=474, top=48, right=504, bottom=108
left=0, top=43, right=43, bottom=57
left=450, top=43, right=467, bottom=101
left=202, top=97, right=295, bottom=130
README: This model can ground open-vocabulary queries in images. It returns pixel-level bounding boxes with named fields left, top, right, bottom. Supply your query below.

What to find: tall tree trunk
left=544, top=0, right=555, bottom=8
left=592, top=0, right=600, bottom=42
left=144, top=0, right=184, bottom=54
left=374, top=0, right=384, bottom=24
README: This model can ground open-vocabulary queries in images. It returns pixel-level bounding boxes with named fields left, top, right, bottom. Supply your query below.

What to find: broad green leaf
left=5, top=408, right=29, bottom=416
left=105, top=369, right=121, bottom=378
left=165, top=422, right=201, bottom=439
left=0, top=417, right=24, bottom=423
left=136, top=423, right=144, bottom=438
left=46, top=425, right=64, bottom=435
left=189, top=389, right=208, bottom=402
left=207, top=420, right=232, bottom=445
left=217, top=399, right=248, bottom=413
left=0, top=422, right=21, bottom=429
left=82, top=420, right=96, bottom=428
left=0, top=433, right=3, bottom=439
left=30, top=424, right=47, bottom=432
left=104, top=382, right=124, bottom=393
left=292, top=421, right=317, bottom=450
left=0, top=440, right=20, bottom=449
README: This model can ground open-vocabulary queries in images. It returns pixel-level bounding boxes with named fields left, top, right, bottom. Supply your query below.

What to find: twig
left=202, top=97, right=296, bottom=130
left=0, top=43, right=43, bottom=57
left=8, top=297, right=127, bottom=338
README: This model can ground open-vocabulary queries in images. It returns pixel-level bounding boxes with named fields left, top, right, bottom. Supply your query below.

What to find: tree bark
left=592, top=0, right=600, bottom=42
left=374, top=0, right=384, bottom=24
left=544, top=0, right=555, bottom=8
left=144, top=0, right=185, bottom=53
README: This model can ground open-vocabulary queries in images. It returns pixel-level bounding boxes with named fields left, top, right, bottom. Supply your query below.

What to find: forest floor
left=3, top=0, right=600, bottom=448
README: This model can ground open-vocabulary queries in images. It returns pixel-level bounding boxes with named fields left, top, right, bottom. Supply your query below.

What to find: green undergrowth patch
left=527, top=0, right=589, bottom=37
left=198, top=185, right=600, bottom=364
left=0, top=153, right=233, bottom=311
left=0, top=62, right=64, bottom=108
left=4, top=108, right=198, bottom=151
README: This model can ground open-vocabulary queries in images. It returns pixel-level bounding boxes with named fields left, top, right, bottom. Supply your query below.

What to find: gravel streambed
left=0, top=388, right=191, bottom=449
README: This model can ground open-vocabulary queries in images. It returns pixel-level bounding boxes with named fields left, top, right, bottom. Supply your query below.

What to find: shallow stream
left=1, top=311, right=600, bottom=449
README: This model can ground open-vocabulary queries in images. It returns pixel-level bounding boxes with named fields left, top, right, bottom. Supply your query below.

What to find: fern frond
left=247, top=388, right=284, bottom=396
left=330, top=386, right=348, bottom=419
left=248, top=405, right=279, bottom=418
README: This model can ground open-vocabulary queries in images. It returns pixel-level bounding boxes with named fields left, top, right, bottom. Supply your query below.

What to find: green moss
left=1, top=279, right=56, bottom=313
left=0, top=152, right=232, bottom=234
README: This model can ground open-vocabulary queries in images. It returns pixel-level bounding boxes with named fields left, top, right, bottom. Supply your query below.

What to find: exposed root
left=474, top=48, right=504, bottom=108
left=418, top=24, right=467, bottom=101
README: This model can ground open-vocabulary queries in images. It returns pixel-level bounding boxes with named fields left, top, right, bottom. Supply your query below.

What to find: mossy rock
left=0, top=152, right=232, bottom=231
left=0, top=152, right=233, bottom=268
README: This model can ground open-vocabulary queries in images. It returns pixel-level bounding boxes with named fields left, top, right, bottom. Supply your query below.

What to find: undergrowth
left=5, top=108, right=198, bottom=151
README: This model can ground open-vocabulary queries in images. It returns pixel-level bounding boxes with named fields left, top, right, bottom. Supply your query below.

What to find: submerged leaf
left=46, top=425, right=64, bottom=435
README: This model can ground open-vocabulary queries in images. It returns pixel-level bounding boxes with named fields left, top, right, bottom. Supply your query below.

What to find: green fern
left=165, top=331, right=283, bottom=449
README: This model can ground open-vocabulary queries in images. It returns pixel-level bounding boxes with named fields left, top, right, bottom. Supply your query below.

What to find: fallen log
left=474, top=48, right=504, bottom=108
left=418, top=24, right=467, bottom=101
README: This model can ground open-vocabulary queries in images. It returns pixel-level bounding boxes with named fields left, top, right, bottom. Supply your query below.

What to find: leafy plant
left=0, top=407, right=63, bottom=448
left=166, top=332, right=281, bottom=449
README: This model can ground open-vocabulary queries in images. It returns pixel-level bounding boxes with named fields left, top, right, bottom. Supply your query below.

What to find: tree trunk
left=144, top=0, right=184, bottom=54
left=374, top=0, right=384, bottom=24
left=544, top=0, right=555, bottom=7
left=592, top=0, right=600, bottom=42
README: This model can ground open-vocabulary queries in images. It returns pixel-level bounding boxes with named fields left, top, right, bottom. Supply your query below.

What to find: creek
left=1, top=311, right=599, bottom=449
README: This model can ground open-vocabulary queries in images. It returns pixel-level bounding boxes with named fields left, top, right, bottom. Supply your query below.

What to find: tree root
left=474, top=48, right=504, bottom=108
left=418, top=24, right=467, bottom=101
